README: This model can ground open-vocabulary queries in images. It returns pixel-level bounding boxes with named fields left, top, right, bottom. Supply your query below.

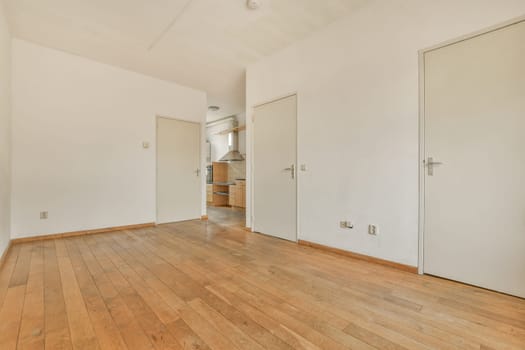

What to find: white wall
left=0, top=2, right=11, bottom=255
left=11, top=39, right=207, bottom=238
left=246, top=0, right=525, bottom=266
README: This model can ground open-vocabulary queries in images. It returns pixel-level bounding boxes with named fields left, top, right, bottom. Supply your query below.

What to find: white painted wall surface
left=246, top=0, right=525, bottom=266
left=11, top=39, right=207, bottom=238
left=0, top=2, right=11, bottom=255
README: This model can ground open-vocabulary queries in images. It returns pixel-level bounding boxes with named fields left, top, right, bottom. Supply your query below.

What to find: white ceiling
left=5, top=0, right=368, bottom=118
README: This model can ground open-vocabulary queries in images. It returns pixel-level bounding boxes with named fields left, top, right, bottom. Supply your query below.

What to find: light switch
left=142, top=141, right=150, bottom=149
left=300, top=164, right=307, bottom=171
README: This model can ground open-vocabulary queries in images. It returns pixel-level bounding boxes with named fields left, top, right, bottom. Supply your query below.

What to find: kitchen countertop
left=214, top=181, right=235, bottom=186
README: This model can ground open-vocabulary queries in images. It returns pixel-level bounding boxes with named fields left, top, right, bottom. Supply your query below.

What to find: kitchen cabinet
left=206, top=184, right=213, bottom=203
left=211, top=162, right=230, bottom=206
left=229, top=180, right=246, bottom=208
left=209, top=162, right=245, bottom=208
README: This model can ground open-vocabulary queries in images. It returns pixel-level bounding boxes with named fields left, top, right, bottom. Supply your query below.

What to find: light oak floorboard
left=0, top=207, right=523, bottom=349
left=17, top=242, right=45, bottom=350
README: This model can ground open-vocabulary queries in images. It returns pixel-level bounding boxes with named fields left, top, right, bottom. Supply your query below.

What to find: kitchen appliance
left=206, top=165, right=213, bottom=184
left=219, top=120, right=245, bottom=162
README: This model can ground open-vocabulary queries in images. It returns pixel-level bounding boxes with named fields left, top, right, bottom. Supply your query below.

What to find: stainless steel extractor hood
left=219, top=126, right=244, bottom=162
left=206, top=115, right=245, bottom=162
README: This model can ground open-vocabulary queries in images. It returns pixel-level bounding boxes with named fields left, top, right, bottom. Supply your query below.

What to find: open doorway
left=205, top=114, right=247, bottom=228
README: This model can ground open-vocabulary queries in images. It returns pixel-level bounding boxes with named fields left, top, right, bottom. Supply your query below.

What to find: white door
left=253, top=95, right=297, bottom=241
left=157, top=117, right=201, bottom=224
left=423, top=21, right=525, bottom=298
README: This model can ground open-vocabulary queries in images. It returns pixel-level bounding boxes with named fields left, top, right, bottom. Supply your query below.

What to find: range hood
left=219, top=126, right=244, bottom=162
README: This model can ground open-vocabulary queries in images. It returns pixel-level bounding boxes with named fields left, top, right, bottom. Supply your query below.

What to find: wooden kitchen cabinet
left=206, top=184, right=213, bottom=203
left=229, top=180, right=246, bottom=208
left=210, top=162, right=245, bottom=208
left=211, top=162, right=229, bottom=206
left=229, top=185, right=236, bottom=206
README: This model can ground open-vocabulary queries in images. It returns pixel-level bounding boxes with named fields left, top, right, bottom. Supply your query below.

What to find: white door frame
left=417, top=16, right=525, bottom=274
left=250, top=93, right=299, bottom=241
left=155, top=115, right=203, bottom=224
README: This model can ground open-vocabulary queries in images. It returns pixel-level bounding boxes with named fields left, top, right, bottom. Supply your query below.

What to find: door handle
left=195, top=168, right=200, bottom=177
left=283, top=164, right=295, bottom=179
left=425, top=157, right=443, bottom=176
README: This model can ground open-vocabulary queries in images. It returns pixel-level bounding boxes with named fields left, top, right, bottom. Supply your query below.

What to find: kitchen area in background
left=205, top=113, right=247, bottom=224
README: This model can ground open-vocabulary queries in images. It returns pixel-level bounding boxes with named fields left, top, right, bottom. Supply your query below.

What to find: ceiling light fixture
left=208, top=106, right=220, bottom=112
left=246, top=0, right=260, bottom=10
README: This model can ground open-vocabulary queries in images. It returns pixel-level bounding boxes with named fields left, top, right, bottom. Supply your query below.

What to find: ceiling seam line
left=147, top=0, right=194, bottom=51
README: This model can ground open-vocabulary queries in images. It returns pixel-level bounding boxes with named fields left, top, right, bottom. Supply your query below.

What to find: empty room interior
left=1, top=0, right=525, bottom=349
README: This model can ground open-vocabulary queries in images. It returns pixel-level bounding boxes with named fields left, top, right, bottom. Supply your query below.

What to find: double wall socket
left=339, top=221, right=377, bottom=234
left=340, top=221, right=354, bottom=229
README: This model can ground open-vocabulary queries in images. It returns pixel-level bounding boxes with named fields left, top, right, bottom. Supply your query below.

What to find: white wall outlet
left=40, top=211, right=48, bottom=219
left=368, top=224, right=377, bottom=235
left=340, top=221, right=354, bottom=229
left=142, top=141, right=150, bottom=149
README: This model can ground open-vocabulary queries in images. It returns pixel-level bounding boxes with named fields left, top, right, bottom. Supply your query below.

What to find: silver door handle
left=425, top=157, right=443, bottom=176
left=283, top=164, right=295, bottom=179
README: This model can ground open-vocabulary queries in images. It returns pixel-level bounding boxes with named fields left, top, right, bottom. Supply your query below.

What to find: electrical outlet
left=340, top=221, right=354, bottom=229
left=40, top=211, right=48, bottom=220
left=368, top=224, right=377, bottom=235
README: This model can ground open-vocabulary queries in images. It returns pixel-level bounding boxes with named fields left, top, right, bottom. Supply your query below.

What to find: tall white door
left=424, top=21, right=525, bottom=298
left=253, top=95, right=297, bottom=241
left=157, top=117, right=201, bottom=224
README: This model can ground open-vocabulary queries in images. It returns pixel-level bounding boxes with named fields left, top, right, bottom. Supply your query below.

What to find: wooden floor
left=1, top=207, right=524, bottom=349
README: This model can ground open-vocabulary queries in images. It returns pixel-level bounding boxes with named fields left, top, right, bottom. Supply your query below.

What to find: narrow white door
left=424, top=21, right=525, bottom=297
left=157, top=117, right=201, bottom=224
left=253, top=95, right=297, bottom=241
